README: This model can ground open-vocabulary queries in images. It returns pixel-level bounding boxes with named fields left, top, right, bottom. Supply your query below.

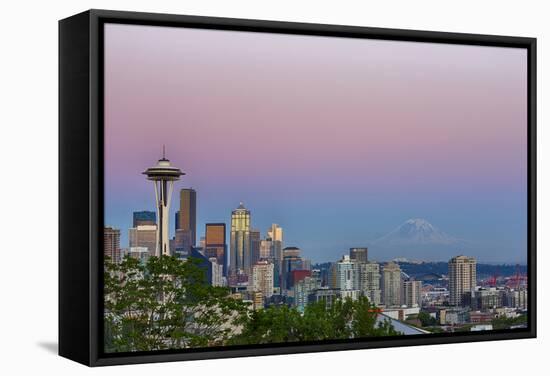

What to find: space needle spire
left=142, top=148, right=184, bottom=256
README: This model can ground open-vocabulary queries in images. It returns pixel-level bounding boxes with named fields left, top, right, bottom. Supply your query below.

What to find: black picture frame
left=59, top=9, right=537, bottom=367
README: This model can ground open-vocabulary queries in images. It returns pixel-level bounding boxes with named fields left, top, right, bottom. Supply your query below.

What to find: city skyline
left=105, top=185, right=527, bottom=264
left=104, top=23, right=527, bottom=263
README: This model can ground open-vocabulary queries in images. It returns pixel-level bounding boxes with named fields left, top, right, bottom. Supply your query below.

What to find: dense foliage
left=417, top=311, right=437, bottom=327
left=104, top=256, right=400, bottom=353
left=104, top=256, right=249, bottom=352
left=491, top=314, right=527, bottom=330
left=230, top=296, right=399, bottom=345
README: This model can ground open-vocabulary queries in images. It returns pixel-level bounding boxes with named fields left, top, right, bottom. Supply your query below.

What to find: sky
left=104, top=23, right=528, bottom=264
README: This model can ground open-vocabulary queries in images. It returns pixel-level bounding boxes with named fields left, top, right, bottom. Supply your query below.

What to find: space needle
left=142, top=146, right=184, bottom=257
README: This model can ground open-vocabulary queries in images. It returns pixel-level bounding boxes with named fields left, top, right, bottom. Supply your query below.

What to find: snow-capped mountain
left=373, top=218, right=459, bottom=246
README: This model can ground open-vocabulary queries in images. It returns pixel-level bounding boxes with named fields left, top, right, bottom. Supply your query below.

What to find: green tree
left=491, top=314, right=527, bottom=330
left=417, top=311, right=437, bottom=327
left=104, top=255, right=249, bottom=352
left=230, top=296, right=399, bottom=345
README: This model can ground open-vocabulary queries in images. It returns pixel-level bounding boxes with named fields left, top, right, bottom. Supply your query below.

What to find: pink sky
left=104, top=23, right=527, bottom=262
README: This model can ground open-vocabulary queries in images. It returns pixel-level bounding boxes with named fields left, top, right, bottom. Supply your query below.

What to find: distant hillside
left=397, top=262, right=526, bottom=279
left=311, top=261, right=527, bottom=279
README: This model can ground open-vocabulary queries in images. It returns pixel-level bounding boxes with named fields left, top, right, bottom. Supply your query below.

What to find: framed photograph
left=59, top=9, right=536, bottom=366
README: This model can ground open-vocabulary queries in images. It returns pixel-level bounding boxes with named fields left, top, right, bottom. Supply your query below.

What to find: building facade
left=132, top=210, right=156, bottom=227
left=177, top=188, right=197, bottom=247
left=448, top=255, right=477, bottom=306
left=129, top=224, right=157, bottom=257
left=127, top=246, right=149, bottom=263
left=250, top=229, right=261, bottom=266
left=402, top=280, right=423, bottom=308
left=281, top=247, right=303, bottom=293
left=382, top=262, right=402, bottom=307
left=349, top=247, right=368, bottom=263
left=251, top=260, right=275, bottom=299
left=204, top=223, right=227, bottom=276
left=104, top=226, right=121, bottom=263
left=230, top=203, right=251, bottom=277
left=335, top=255, right=360, bottom=291
left=267, top=224, right=283, bottom=287
left=360, top=261, right=381, bottom=306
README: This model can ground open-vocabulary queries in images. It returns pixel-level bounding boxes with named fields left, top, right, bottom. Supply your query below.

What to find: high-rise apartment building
left=132, top=211, right=156, bottom=227
left=129, top=225, right=157, bottom=257
left=205, top=223, right=227, bottom=276
left=230, top=202, right=251, bottom=277
left=251, top=260, right=274, bottom=299
left=335, top=255, right=360, bottom=291
left=360, top=261, right=381, bottom=306
left=402, top=280, right=423, bottom=308
left=294, top=275, right=321, bottom=312
left=382, top=262, right=402, bottom=307
left=104, top=226, right=121, bottom=263
left=210, top=257, right=224, bottom=287
left=448, top=255, right=477, bottom=306
left=349, top=247, right=368, bottom=263
left=177, top=188, right=197, bottom=247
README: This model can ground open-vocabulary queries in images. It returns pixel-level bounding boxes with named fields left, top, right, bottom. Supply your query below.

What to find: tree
left=229, top=296, right=400, bottom=345
left=491, top=314, right=527, bottom=330
left=417, top=311, right=437, bottom=327
left=104, top=255, right=249, bottom=352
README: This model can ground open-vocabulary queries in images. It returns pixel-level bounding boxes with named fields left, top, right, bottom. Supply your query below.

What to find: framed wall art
left=59, top=9, right=536, bottom=366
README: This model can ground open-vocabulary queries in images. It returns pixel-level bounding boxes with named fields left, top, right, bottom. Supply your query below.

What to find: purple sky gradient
left=104, top=23, right=527, bottom=263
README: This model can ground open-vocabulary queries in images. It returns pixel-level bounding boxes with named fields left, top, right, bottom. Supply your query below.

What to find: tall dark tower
left=178, top=188, right=197, bottom=247
left=142, top=148, right=184, bottom=256
left=349, top=247, right=368, bottom=263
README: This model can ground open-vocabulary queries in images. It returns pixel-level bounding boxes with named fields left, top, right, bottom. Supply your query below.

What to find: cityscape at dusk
left=102, top=23, right=528, bottom=352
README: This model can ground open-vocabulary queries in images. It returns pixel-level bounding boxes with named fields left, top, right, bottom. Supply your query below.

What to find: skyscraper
left=177, top=188, right=197, bottom=246
left=230, top=202, right=251, bottom=277
left=267, top=224, right=283, bottom=288
left=360, top=261, right=381, bottom=306
left=349, top=247, right=368, bottom=263
left=281, top=247, right=303, bottom=293
left=104, top=226, right=121, bottom=263
left=174, top=228, right=193, bottom=257
left=259, top=238, right=272, bottom=260
left=402, top=280, right=423, bottom=308
left=448, top=255, right=477, bottom=306
left=267, top=224, right=283, bottom=259
left=132, top=210, right=156, bottom=227
left=250, top=229, right=261, bottom=266
left=129, top=224, right=157, bottom=257
left=205, top=223, right=227, bottom=276
left=251, top=260, right=274, bottom=299
left=382, top=262, right=402, bottom=307
left=142, top=151, right=184, bottom=256
left=335, top=255, right=360, bottom=291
